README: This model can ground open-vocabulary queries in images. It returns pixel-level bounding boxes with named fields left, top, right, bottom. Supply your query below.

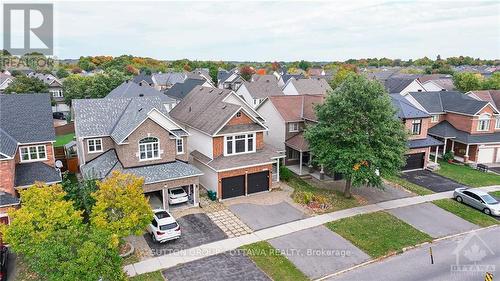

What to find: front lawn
left=432, top=199, right=498, bottom=227
left=285, top=175, right=360, bottom=213
left=54, top=133, right=75, bottom=147
left=490, top=191, right=500, bottom=198
left=384, top=175, right=434, bottom=195
left=240, top=242, right=308, bottom=281
left=326, top=212, right=432, bottom=258
left=435, top=160, right=500, bottom=187
left=128, top=271, right=164, bottom=281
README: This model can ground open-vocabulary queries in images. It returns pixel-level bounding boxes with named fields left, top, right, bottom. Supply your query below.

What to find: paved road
left=327, top=226, right=500, bottom=281
left=401, top=170, right=465, bottom=192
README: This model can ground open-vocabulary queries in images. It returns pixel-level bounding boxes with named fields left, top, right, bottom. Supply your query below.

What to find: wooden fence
left=55, top=122, right=75, bottom=136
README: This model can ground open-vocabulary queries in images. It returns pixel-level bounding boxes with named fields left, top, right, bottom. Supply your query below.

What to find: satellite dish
left=55, top=160, right=64, bottom=169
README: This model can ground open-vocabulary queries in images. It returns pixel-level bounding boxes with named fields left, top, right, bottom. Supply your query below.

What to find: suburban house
left=165, top=78, right=207, bottom=102
left=383, top=75, right=426, bottom=96
left=132, top=73, right=155, bottom=87
left=282, top=77, right=332, bottom=96
left=251, top=74, right=277, bottom=82
left=0, top=73, right=14, bottom=93
left=217, top=70, right=245, bottom=91
left=407, top=91, right=500, bottom=164
left=0, top=94, right=62, bottom=222
left=169, top=86, right=284, bottom=200
left=190, top=68, right=213, bottom=84
left=256, top=95, right=325, bottom=176
left=307, top=67, right=325, bottom=77
left=73, top=96, right=203, bottom=210
left=277, top=73, right=305, bottom=87
left=29, top=73, right=67, bottom=112
left=235, top=78, right=284, bottom=108
left=419, top=74, right=455, bottom=91
left=468, top=90, right=500, bottom=111
left=390, top=94, right=443, bottom=171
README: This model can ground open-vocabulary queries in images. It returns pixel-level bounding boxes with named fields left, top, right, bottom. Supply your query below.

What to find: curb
left=314, top=225, right=499, bottom=281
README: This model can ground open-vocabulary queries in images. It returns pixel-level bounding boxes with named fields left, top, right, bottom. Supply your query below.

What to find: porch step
left=298, top=174, right=312, bottom=179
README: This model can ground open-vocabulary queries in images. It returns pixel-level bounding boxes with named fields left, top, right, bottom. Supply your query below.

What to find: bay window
left=20, top=145, right=47, bottom=162
left=224, top=133, right=255, bottom=155
left=139, top=137, right=160, bottom=160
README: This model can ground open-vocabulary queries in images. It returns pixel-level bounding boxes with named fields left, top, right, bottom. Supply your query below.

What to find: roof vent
left=209, top=89, right=214, bottom=93
left=222, top=105, right=227, bottom=109
left=441, top=89, right=446, bottom=91
left=138, top=108, right=143, bottom=112
left=218, top=90, right=223, bottom=95
left=189, top=106, right=191, bottom=112
left=139, top=94, right=144, bottom=97
left=139, top=82, right=143, bottom=86
left=417, top=89, right=422, bottom=92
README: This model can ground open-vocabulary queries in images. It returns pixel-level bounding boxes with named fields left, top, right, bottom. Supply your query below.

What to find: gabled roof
left=30, top=73, right=62, bottom=86
left=288, top=78, right=332, bottom=95
left=280, top=74, right=305, bottom=84
left=390, top=94, right=429, bottom=119
left=261, top=95, right=324, bottom=122
left=15, top=162, right=62, bottom=187
left=0, top=94, right=56, bottom=156
left=132, top=73, right=154, bottom=85
left=241, top=79, right=283, bottom=99
left=165, top=78, right=206, bottom=100
left=468, top=90, right=500, bottom=111
left=424, top=78, right=455, bottom=91
left=251, top=74, right=277, bottom=82
left=106, top=81, right=174, bottom=100
left=409, top=91, right=497, bottom=115
left=0, top=191, right=20, bottom=207
left=73, top=96, right=185, bottom=143
left=169, top=86, right=249, bottom=135
left=151, top=72, right=187, bottom=86
left=384, top=76, right=420, bottom=94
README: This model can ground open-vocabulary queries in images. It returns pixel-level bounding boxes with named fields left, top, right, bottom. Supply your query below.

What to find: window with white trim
left=139, top=137, right=160, bottom=160
left=430, top=115, right=439, bottom=123
left=87, top=138, right=103, bottom=153
left=176, top=138, right=184, bottom=154
left=289, top=122, right=299, bottom=132
left=20, top=145, right=47, bottom=162
left=411, top=119, right=421, bottom=135
left=495, top=116, right=500, bottom=129
left=224, top=133, right=255, bottom=155
left=477, top=114, right=490, bottom=131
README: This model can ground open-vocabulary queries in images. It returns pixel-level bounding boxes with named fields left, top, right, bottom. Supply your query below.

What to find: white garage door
left=477, top=148, right=494, bottom=164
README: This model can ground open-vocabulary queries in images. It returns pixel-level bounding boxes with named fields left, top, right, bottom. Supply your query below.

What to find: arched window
left=477, top=114, right=490, bottom=131
left=139, top=137, right=159, bottom=160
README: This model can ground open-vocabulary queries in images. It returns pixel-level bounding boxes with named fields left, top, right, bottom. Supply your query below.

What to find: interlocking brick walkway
left=206, top=210, right=253, bottom=237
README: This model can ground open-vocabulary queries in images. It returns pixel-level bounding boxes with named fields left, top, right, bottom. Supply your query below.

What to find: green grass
left=240, top=242, right=308, bottom=281
left=128, top=271, right=164, bottom=281
left=384, top=175, right=434, bottom=195
left=286, top=175, right=360, bottom=213
left=54, top=133, right=75, bottom=147
left=432, top=199, right=498, bottom=227
left=490, top=191, right=500, bottom=197
left=326, top=212, right=432, bottom=257
left=435, top=160, right=500, bottom=187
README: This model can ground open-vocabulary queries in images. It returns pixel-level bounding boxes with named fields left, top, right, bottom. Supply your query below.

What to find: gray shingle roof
left=106, top=81, right=171, bottom=100
left=0, top=94, right=56, bottom=157
left=169, top=86, right=241, bottom=135
left=132, top=73, right=154, bottom=85
left=428, top=121, right=500, bottom=144
left=165, top=78, right=206, bottom=100
left=242, top=79, right=283, bottom=99
left=281, top=74, right=304, bottom=83
left=390, top=94, right=429, bottom=119
left=14, top=162, right=62, bottom=187
left=407, top=136, right=442, bottom=149
left=152, top=72, right=187, bottom=86
left=0, top=191, right=20, bottom=207
left=81, top=149, right=202, bottom=183
left=289, top=78, right=332, bottom=95
left=218, top=124, right=266, bottom=135
left=409, top=91, right=494, bottom=115
left=384, top=77, right=418, bottom=94
left=0, top=128, right=18, bottom=158
left=73, top=96, right=182, bottom=143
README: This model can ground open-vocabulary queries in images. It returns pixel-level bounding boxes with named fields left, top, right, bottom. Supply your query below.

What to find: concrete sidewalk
left=124, top=185, right=500, bottom=277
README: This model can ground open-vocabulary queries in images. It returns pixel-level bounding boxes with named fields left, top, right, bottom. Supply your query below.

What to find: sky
left=5, top=0, right=500, bottom=61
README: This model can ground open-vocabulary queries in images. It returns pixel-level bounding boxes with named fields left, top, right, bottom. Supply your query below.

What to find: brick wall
left=405, top=118, right=430, bottom=140
left=15, top=142, right=55, bottom=167
left=0, top=159, right=15, bottom=195
left=213, top=136, right=224, bottom=158
left=445, top=113, right=474, bottom=133
left=256, top=132, right=264, bottom=150
left=227, top=111, right=254, bottom=125
left=82, top=136, right=115, bottom=163
left=216, top=163, right=273, bottom=198
left=285, top=121, right=305, bottom=140
left=428, top=114, right=443, bottom=128
left=175, top=136, right=189, bottom=162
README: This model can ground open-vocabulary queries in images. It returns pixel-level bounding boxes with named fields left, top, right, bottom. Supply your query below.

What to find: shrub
left=443, top=150, right=454, bottom=162
left=280, top=166, right=293, bottom=181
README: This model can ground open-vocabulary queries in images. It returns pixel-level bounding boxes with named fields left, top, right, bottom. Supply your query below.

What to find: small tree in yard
left=91, top=171, right=153, bottom=240
left=305, top=74, right=408, bottom=198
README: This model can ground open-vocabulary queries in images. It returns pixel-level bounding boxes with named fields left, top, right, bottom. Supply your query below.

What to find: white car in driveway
left=453, top=187, right=500, bottom=216
left=168, top=187, right=189, bottom=205
left=147, top=209, right=181, bottom=243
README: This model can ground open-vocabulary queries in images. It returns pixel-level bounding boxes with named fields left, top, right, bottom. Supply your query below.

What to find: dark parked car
left=0, top=246, right=8, bottom=281
left=53, top=112, right=67, bottom=120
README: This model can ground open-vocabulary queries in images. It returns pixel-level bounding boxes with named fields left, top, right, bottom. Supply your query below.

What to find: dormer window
left=477, top=114, right=490, bottom=131
left=139, top=137, right=160, bottom=160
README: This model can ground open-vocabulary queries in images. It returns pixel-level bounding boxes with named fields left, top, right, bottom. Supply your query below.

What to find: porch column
left=443, top=138, right=448, bottom=152
left=299, top=151, right=303, bottom=175
left=434, top=146, right=439, bottom=163
left=193, top=184, right=199, bottom=206
left=465, top=144, right=470, bottom=162
left=162, top=188, right=169, bottom=210
left=276, top=159, right=280, bottom=182
left=451, top=140, right=455, bottom=152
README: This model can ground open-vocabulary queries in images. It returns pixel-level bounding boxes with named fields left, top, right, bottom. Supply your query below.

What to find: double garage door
left=402, top=153, right=425, bottom=171
left=477, top=147, right=500, bottom=164
left=221, top=171, right=270, bottom=199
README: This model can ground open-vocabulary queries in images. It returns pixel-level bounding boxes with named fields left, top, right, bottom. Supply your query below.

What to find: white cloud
left=51, top=1, right=500, bottom=60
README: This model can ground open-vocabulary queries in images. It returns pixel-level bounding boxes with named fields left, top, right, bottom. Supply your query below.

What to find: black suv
left=0, top=246, right=8, bottom=281
left=53, top=112, right=66, bottom=120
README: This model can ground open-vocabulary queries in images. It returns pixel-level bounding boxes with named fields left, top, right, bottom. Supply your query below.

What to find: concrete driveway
left=387, top=203, right=479, bottom=238
left=401, top=170, right=465, bottom=192
left=268, top=226, right=370, bottom=279
left=144, top=213, right=227, bottom=256
left=163, top=251, right=270, bottom=281
left=228, top=202, right=307, bottom=231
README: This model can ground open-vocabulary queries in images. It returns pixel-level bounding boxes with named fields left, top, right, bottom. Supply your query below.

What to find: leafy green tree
left=329, top=65, right=357, bottom=89
left=298, top=60, right=311, bottom=71
left=482, top=72, right=500, bottom=90
left=62, top=173, right=98, bottom=221
left=304, top=74, right=407, bottom=198
left=78, top=56, right=96, bottom=71
left=91, top=171, right=153, bottom=240
left=63, top=70, right=129, bottom=104
left=56, top=68, right=70, bottom=78
left=4, top=76, right=48, bottom=94
left=453, top=72, right=483, bottom=92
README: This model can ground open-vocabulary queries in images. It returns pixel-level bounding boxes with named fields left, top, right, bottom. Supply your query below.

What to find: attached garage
left=247, top=171, right=270, bottom=194
left=403, top=153, right=425, bottom=171
left=221, top=175, right=245, bottom=199
left=477, top=148, right=495, bottom=164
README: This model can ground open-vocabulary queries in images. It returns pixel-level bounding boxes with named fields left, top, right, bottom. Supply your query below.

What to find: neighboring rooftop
left=390, top=94, right=429, bottom=119
left=132, top=73, right=154, bottom=85
left=429, top=121, right=500, bottom=144
left=106, top=80, right=173, bottom=100
left=151, top=72, right=188, bottom=86
left=242, top=79, right=283, bottom=99
left=384, top=76, right=420, bottom=94
left=165, top=78, right=206, bottom=100
left=261, top=95, right=324, bottom=122
left=14, top=162, right=62, bottom=187
left=409, top=91, right=496, bottom=115
left=468, top=90, right=500, bottom=111
left=288, top=78, right=332, bottom=95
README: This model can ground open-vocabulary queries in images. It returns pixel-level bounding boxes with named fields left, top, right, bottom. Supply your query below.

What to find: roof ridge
left=109, top=98, right=133, bottom=138
left=0, top=127, right=18, bottom=144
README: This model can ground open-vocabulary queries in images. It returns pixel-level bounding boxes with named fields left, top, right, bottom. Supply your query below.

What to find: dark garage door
left=221, top=175, right=245, bottom=199
left=247, top=171, right=269, bottom=194
left=403, top=153, right=425, bottom=171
